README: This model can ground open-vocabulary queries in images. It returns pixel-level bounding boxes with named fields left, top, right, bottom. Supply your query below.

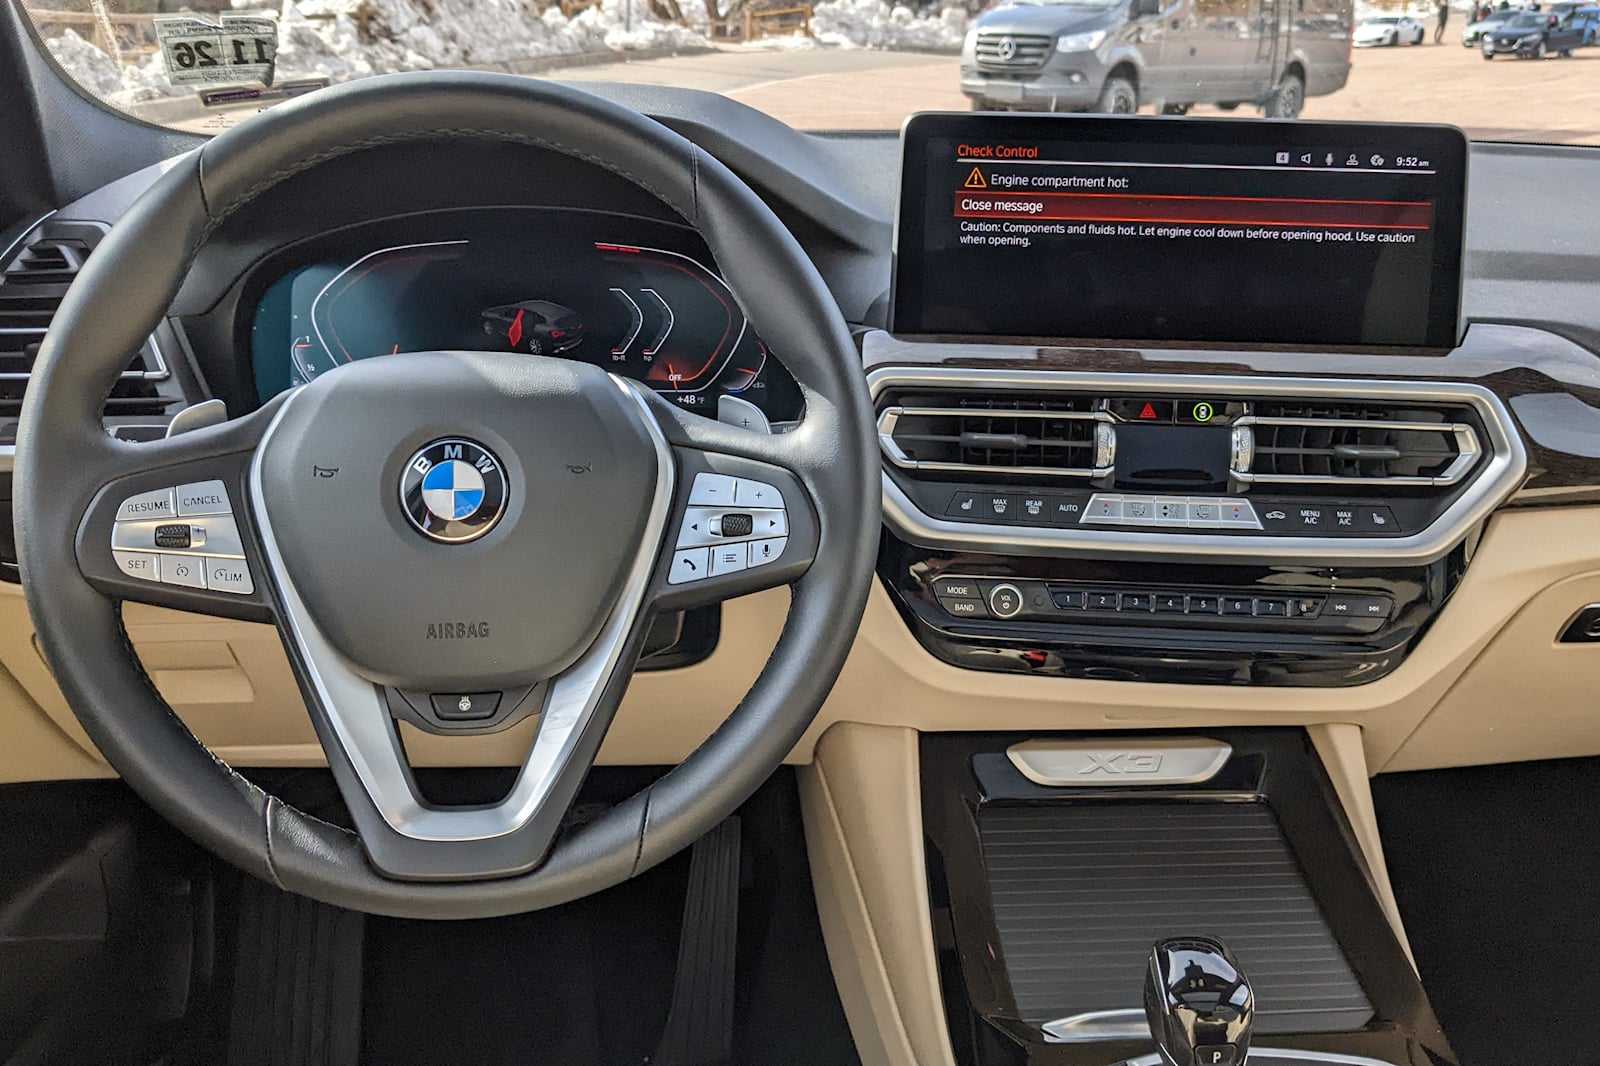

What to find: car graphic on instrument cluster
left=480, top=300, right=584, bottom=355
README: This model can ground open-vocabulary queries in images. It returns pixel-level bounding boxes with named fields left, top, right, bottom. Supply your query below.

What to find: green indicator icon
left=1192, top=402, right=1215, bottom=423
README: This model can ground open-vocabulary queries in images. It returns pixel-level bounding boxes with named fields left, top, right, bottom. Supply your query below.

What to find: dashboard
left=246, top=211, right=803, bottom=421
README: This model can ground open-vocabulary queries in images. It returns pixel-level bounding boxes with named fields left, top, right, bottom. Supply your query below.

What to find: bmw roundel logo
left=399, top=438, right=509, bottom=544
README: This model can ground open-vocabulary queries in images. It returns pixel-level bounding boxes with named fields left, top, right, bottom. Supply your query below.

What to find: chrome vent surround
left=878, top=392, right=1115, bottom=479
left=974, top=32, right=1054, bottom=71
left=0, top=220, right=170, bottom=418
left=1236, top=402, right=1480, bottom=487
left=864, top=352, right=1528, bottom=565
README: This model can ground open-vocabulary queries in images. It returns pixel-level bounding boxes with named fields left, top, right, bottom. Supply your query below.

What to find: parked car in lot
left=1566, top=3, right=1600, bottom=42
left=959, top=0, right=1354, bottom=117
left=1462, top=7, right=1521, bottom=44
left=1354, top=14, right=1426, bottom=45
left=1481, top=10, right=1585, bottom=55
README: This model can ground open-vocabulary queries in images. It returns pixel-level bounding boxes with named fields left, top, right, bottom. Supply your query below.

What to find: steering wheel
left=13, top=73, right=879, bottom=918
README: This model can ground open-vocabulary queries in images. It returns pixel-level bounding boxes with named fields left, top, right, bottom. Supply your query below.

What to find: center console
left=875, top=114, right=1525, bottom=691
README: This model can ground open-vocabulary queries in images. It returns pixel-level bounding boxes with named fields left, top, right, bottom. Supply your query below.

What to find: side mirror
left=1131, top=0, right=1161, bottom=17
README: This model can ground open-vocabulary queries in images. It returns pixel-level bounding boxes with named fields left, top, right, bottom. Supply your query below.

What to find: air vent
left=1237, top=403, right=1480, bottom=487
left=0, top=221, right=171, bottom=420
left=878, top=391, right=1114, bottom=479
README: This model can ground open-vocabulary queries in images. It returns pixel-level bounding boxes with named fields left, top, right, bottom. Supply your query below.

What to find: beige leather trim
left=1306, top=723, right=1415, bottom=966
left=5, top=507, right=1600, bottom=778
left=800, top=722, right=958, bottom=1066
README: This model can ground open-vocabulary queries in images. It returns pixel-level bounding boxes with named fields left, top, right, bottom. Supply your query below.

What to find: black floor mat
left=1373, top=757, right=1600, bottom=1066
left=356, top=769, right=859, bottom=1066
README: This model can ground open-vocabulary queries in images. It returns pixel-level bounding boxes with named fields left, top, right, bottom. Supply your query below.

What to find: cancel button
left=176, top=479, right=232, bottom=517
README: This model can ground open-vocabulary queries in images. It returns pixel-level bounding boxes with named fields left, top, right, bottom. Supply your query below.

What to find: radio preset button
left=1086, top=591, right=1119, bottom=611
left=1155, top=593, right=1187, bottom=612
left=1255, top=598, right=1289, bottom=617
left=1121, top=592, right=1154, bottom=611
left=1052, top=589, right=1087, bottom=609
left=1187, top=594, right=1221, bottom=614
left=1222, top=596, right=1254, bottom=615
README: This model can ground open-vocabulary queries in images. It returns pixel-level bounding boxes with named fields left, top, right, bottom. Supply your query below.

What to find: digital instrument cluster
left=249, top=221, right=802, bottom=420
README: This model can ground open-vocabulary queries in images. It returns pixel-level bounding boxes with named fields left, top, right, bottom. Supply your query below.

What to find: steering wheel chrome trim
left=248, top=375, right=676, bottom=844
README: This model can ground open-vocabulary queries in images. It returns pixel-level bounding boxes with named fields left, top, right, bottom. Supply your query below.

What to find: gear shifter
left=1144, top=936, right=1254, bottom=1066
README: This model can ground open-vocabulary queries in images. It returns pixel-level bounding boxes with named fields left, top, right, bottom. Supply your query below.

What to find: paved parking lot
left=558, top=36, right=1600, bottom=144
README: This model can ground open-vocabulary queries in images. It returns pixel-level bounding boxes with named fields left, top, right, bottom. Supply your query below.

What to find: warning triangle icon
left=1138, top=402, right=1159, bottom=420
left=964, top=167, right=987, bottom=189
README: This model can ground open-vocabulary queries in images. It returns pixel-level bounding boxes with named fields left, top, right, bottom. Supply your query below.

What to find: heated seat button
left=1356, top=505, right=1399, bottom=533
left=945, top=491, right=984, bottom=519
left=431, top=692, right=501, bottom=721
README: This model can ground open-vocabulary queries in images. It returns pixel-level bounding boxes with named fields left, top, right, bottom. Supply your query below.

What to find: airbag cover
left=256, top=352, right=659, bottom=689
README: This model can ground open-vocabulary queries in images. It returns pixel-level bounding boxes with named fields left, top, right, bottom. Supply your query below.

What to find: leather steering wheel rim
left=14, top=72, right=880, bottom=918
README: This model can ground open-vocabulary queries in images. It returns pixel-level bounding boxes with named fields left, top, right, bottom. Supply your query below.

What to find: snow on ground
left=42, top=0, right=968, bottom=110
left=811, top=0, right=967, bottom=51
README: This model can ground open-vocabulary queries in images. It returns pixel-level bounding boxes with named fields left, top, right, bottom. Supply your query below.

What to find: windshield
left=1503, top=12, right=1545, bottom=24
left=18, top=0, right=1600, bottom=145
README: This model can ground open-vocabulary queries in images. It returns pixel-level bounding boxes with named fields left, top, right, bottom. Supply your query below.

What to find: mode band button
left=939, top=596, right=988, bottom=618
left=934, top=577, right=983, bottom=600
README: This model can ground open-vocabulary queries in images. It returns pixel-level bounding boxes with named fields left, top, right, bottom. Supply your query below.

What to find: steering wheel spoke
left=71, top=403, right=281, bottom=623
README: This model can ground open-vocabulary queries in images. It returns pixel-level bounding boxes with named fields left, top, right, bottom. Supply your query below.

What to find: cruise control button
left=938, top=597, right=987, bottom=619
left=747, top=537, right=785, bottom=567
left=205, top=557, right=253, bottom=595
left=668, top=548, right=709, bottom=584
left=115, top=488, right=175, bottom=522
left=933, top=577, right=982, bottom=600
left=431, top=692, right=500, bottom=721
left=709, top=544, right=748, bottom=576
left=153, top=523, right=192, bottom=549
left=113, top=550, right=159, bottom=582
left=175, top=480, right=231, bottom=517
left=733, top=479, right=783, bottom=508
left=1356, top=505, right=1399, bottom=533
left=687, top=473, right=737, bottom=507
left=158, top=555, right=206, bottom=589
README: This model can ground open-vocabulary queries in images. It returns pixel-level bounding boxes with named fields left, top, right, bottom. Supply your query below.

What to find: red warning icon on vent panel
left=1138, top=402, right=1159, bottom=420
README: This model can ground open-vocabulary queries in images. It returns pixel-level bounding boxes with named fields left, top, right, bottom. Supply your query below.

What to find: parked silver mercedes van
left=961, top=0, right=1354, bottom=116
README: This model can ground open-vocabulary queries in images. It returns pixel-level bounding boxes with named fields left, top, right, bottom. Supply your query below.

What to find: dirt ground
left=723, top=39, right=1600, bottom=144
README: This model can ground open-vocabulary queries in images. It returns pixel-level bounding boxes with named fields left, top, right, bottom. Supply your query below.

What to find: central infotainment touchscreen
left=891, top=115, right=1468, bottom=349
